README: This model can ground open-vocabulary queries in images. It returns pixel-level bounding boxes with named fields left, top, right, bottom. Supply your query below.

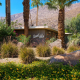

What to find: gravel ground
left=0, top=58, right=22, bottom=63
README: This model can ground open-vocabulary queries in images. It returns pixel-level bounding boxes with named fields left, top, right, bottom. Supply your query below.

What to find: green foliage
left=16, top=34, right=31, bottom=44
left=1, top=42, right=18, bottom=58
left=0, top=19, right=16, bottom=37
left=0, top=2, right=2, bottom=6
left=67, top=33, right=80, bottom=47
left=44, top=24, right=46, bottom=26
left=0, top=61, right=80, bottom=80
left=36, top=44, right=51, bottom=57
left=45, top=0, right=78, bottom=10
left=19, top=47, right=35, bottom=64
left=31, top=0, right=43, bottom=8
left=52, top=46, right=65, bottom=55
left=46, top=37, right=56, bottom=44
left=65, top=14, right=80, bottom=34
left=67, top=45, right=79, bottom=53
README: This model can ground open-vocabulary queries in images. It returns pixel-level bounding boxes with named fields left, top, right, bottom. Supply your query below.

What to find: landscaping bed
left=0, top=60, right=80, bottom=80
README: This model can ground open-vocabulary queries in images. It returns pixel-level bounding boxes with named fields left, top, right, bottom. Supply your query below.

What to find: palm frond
left=65, top=0, right=78, bottom=7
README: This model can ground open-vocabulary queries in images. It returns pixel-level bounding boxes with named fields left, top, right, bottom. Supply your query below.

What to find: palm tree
left=31, top=0, right=43, bottom=26
left=45, top=0, right=78, bottom=48
left=6, top=0, right=11, bottom=26
left=0, top=2, right=2, bottom=6
left=23, top=0, right=30, bottom=37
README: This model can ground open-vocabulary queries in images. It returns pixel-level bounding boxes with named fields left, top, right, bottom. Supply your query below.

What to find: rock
left=49, top=54, right=68, bottom=65
left=49, top=50, right=80, bottom=66
left=17, top=42, right=24, bottom=49
left=12, top=39, right=18, bottom=45
left=49, top=39, right=62, bottom=48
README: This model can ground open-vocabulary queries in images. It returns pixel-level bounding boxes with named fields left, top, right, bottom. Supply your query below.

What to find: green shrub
left=46, top=37, right=56, bottom=44
left=0, top=19, right=16, bottom=37
left=19, top=47, right=35, bottom=64
left=67, top=46, right=79, bottom=53
left=36, top=44, right=51, bottom=57
left=1, top=42, right=18, bottom=58
left=52, top=46, right=65, bottom=55
left=16, top=34, right=31, bottom=45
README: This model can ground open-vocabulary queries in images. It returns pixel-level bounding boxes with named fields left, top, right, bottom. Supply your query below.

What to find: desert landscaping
left=0, top=0, right=80, bottom=80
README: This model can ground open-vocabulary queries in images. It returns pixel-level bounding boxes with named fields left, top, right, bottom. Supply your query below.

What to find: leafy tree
left=31, top=0, right=43, bottom=26
left=45, top=0, right=78, bottom=48
left=11, top=21, right=15, bottom=28
left=65, top=14, right=80, bottom=34
left=0, top=19, right=16, bottom=37
left=18, top=23, right=22, bottom=27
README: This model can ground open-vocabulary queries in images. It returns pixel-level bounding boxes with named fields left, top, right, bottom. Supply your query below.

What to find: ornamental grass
left=1, top=41, right=18, bottom=58
left=19, top=47, right=35, bottom=64
left=52, top=46, right=65, bottom=55
left=36, top=44, right=51, bottom=57
left=67, top=45, right=80, bottom=53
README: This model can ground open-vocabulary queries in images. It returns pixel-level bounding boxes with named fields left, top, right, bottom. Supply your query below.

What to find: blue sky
left=0, top=0, right=80, bottom=17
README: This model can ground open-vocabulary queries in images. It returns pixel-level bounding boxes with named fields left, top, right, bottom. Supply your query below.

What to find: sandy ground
left=0, top=48, right=68, bottom=64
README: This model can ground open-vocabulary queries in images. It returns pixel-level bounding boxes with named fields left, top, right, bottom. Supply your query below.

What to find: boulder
left=49, top=39, right=62, bottom=48
left=49, top=50, right=80, bottom=66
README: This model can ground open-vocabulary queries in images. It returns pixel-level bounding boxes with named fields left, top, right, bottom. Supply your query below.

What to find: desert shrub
left=52, top=46, right=65, bottom=55
left=16, top=34, right=31, bottom=45
left=19, top=47, right=35, bottom=64
left=67, top=45, right=79, bottom=53
left=67, top=33, right=80, bottom=47
left=1, top=42, right=18, bottom=58
left=36, top=44, right=51, bottom=57
left=46, top=37, right=56, bottom=44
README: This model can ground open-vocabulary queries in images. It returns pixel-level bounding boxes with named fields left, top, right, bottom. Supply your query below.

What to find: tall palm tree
left=6, top=0, right=11, bottom=26
left=23, top=0, right=30, bottom=37
left=45, top=0, right=78, bottom=48
left=31, top=0, right=43, bottom=26
left=0, top=2, right=2, bottom=6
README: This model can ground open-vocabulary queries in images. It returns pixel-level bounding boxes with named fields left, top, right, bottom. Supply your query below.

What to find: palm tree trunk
left=36, top=5, right=38, bottom=26
left=23, top=0, right=29, bottom=37
left=58, top=8, right=65, bottom=48
left=6, top=0, right=11, bottom=26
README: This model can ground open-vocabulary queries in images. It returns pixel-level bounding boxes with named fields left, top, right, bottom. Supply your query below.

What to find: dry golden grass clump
left=52, top=46, right=65, bottom=55
left=67, top=45, right=79, bottom=53
left=19, top=47, right=35, bottom=64
left=36, top=44, right=51, bottom=57
left=1, top=41, right=18, bottom=58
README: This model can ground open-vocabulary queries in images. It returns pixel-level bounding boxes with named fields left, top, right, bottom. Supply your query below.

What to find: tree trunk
left=6, top=0, right=11, bottom=26
left=23, top=0, right=29, bottom=37
left=36, top=5, right=38, bottom=26
left=58, top=8, right=65, bottom=48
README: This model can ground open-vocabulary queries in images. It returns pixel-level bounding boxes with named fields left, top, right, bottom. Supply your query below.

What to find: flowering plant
left=16, top=34, right=31, bottom=44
